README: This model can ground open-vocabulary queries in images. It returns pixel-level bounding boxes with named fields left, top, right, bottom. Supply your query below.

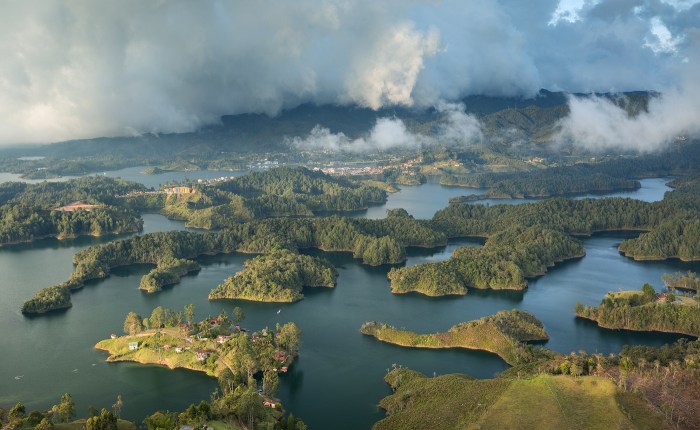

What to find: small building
left=216, top=335, right=231, bottom=344
left=273, top=350, right=287, bottom=362
left=262, top=399, right=276, bottom=408
left=657, top=293, right=668, bottom=303
left=163, top=344, right=172, bottom=350
left=165, top=186, right=194, bottom=195
left=280, top=366, right=288, bottom=373
left=110, top=333, right=118, bottom=339
left=175, top=347, right=184, bottom=353
left=128, top=342, right=139, bottom=351
left=195, top=349, right=209, bottom=361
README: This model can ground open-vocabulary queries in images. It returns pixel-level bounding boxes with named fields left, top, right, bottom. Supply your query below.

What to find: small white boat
left=277, top=309, right=281, bottom=314
left=14, top=375, right=23, bottom=380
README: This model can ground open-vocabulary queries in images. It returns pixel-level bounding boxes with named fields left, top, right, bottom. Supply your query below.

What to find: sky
left=0, top=0, right=698, bottom=148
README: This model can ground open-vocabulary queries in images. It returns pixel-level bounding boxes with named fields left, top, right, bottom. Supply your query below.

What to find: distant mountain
left=2, top=90, right=653, bottom=161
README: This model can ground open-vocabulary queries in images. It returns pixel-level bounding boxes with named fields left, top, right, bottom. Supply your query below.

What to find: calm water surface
left=1, top=175, right=692, bottom=430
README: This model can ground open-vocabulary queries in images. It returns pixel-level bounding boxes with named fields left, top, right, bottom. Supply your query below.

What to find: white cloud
left=289, top=117, right=427, bottom=153
left=645, top=16, right=684, bottom=54
left=0, top=0, right=698, bottom=145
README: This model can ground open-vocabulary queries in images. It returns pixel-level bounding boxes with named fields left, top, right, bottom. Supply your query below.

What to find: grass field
left=361, top=310, right=549, bottom=365
left=375, top=371, right=672, bottom=430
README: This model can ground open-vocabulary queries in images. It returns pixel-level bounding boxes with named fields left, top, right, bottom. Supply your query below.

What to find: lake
left=0, top=175, right=693, bottom=429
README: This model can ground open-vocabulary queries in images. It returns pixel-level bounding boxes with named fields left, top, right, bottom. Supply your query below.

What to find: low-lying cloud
left=288, top=118, right=425, bottom=153
left=557, top=32, right=700, bottom=152
left=289, top=102, right=482, bottom=153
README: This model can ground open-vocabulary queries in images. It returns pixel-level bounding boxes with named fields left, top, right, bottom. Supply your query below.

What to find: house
left=175, top=347, right=184, bottom=353
left=163, top=344, right=172, bottom=350
left=128, top=342, right=139, bottom=351
left=657, top=293, right=668, bottom=303
left=209, top=317, right=221, bottom=326
left=110, top=333, right=118, bottom=339
left=273, top=350, right=287, bottom=362
left=280, top=366, right=288, bottom=373
left=195, top=349, right=209, bottom=361
left=262, top=399, right=276, bottom=408
left=216, top=335, right=231, bottom=344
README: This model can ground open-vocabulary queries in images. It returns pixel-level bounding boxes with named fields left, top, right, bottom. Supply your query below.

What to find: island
left=440, top=164, right=641, bottom=198
left=361, top=310, right=549, bottom=366
left=208, top=250, right=337, bottom=302
left=0, top=176, right=146, bottom=247
left=97, top=305, right=300, bottom=379
left=388, top=226, right=585, bottom=296
left=575, top=284, right=700, bottom=336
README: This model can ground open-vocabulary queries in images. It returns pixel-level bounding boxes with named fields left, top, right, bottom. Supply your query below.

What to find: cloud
left=434, top=102, right=483, bottom=144
left=289, top=117, right=426, bottom=153
left=289, top=102, right=482, bottom=152
left=556, top=32, right=700, bottom=152
left=0, top=0, right=699, bottom=145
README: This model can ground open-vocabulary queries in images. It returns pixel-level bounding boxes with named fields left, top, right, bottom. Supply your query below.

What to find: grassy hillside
left=375, top=370, right=671, bottom=430
left=361, top=310, right=550, bottom=366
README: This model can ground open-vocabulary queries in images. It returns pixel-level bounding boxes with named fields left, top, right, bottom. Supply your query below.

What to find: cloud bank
left=557, top=30, right=700, bottom=152
left=0, top=0, right=698, bottom=145
left=289, top=103, right=482, bottom=153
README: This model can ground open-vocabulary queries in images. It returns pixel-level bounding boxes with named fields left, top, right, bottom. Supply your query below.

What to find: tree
left=263, top=369, right=279, bottom=395
left=184, top=304, right=195, bottom=326
left=112, top=395, right=123, bottom=418
left=642, top=283, right=657, bottom=302
left=87, top=405, right=98, bottom=418
left=150, top=306, right=166, bottom=329
left=8, top=402, right=25, bottom=421
left=86, top=409, right=117, bottom=430
left=35, top=417, right=54, bottom=430
left=123, top=312, right=143, bottom=336
left=277, top=322, right=302, bottom=356
left=50, top=393, right=75, bottom=423
left=232, top=306, right=245, bottom=324
left=143, top=411, right=176, bottom=430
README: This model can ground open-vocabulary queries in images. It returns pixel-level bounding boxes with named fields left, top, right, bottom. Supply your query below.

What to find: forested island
left=388, top=226, right=584, bottom=295
left=575, top=284, right=700, bottom=336
left=22, top=174, right=700, bottom=313
left=157, top=167, right=387, bottom=228
left=0, top=177, right=145, bottom=246
left=361, top=310, right=549, bottom=365
left=209, top=250, right=337, bottom=302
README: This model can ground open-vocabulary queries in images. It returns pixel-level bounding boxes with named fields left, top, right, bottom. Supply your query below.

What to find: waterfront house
left=110, top=333, right=118, bottom=339
left=128, top=342, right=139, bottom=351
left=262, top=399, right=276, bottom=408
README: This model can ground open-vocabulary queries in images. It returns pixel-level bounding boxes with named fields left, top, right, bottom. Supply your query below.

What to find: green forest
left=575, top=284, right=700, bottom=336
left=209, top=249, right=337, bottom=302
